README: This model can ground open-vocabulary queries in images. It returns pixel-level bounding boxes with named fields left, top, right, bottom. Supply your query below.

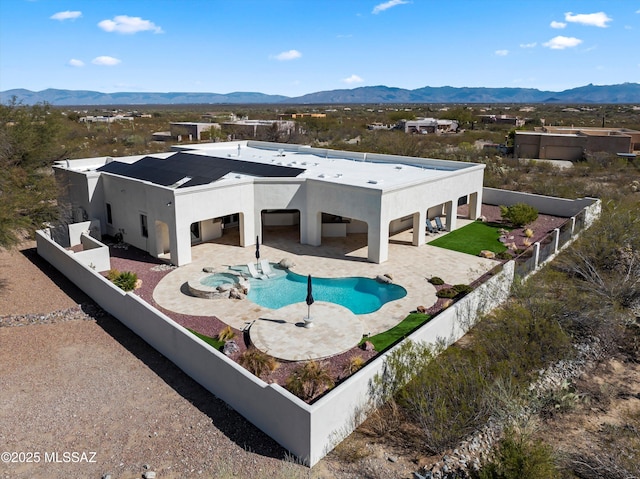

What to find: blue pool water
left=200, top=272, right=239, bottom=288
left=246, top=270, right=406, bottom=314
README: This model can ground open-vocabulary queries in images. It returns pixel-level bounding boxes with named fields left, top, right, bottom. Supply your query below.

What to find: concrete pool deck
left=152, top=224, right=498, bottom=360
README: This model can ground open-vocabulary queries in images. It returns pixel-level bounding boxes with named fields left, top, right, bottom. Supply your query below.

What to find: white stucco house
left=54, top=140, right=484, bottom=266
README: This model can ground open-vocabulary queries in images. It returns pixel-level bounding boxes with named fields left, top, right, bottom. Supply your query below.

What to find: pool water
left=200, top=272, right=239, bottom=288
left=247, top=270, right=406, bottom=314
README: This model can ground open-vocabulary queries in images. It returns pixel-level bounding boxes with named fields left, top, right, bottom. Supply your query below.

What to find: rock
left=478, top=215, right=487, bottom=222
left=279, top=258, right=295, bottom=269
left=388, top=455, right=398, bottom=463
left=384, top=273, right=394, bottom=280
left=217, top=283, right=232, bottom=292
left=479, top=250, right=496, bottom=259
left=376, top=274, right=392, bottom=284
left=134, top=279, right=143, bottom=290
left=223, top=340, right=239, bottom=356
left=361, top=340, right=375, bottom=351
left=143, top=472, right=156, bottom=479
left=229, top=289, right=244, bottom=300
left=417, top=305, right=427, bottom=313
left=102, top=475, right=112, bottom=479
left=202, top=266, right=216, bottom=273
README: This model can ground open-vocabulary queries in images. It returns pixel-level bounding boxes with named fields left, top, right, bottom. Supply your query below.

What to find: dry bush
left=216, top=325, right=235, bottom=342
left=238, top=347, right=278, bottom=378
left=359, top=399, right=405, bottom=438
left=342, top=355, right=365, bottom=377
left=285, top=360, right=334, bottom=400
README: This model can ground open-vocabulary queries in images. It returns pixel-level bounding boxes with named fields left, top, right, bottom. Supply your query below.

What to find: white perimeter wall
left=35, top=190, right=600, bottom=466
left=483, top=187, right=597, bottom=217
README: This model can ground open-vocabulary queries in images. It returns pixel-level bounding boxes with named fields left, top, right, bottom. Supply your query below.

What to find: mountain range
left=2, top=83, right=639, bottom=106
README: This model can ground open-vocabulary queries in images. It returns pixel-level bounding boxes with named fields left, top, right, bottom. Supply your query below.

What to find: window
left=106, top=203, right=112, bottom=224
left=140, top=214, right=148, bottom=238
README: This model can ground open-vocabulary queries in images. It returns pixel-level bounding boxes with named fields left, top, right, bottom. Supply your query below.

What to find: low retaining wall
left=483, top=187, right=598, bottom=217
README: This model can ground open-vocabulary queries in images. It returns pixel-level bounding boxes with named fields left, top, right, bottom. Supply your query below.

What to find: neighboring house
left=398, top=118, right=459, bottom=134
left=478, top=115, right=526, bottom=127
left=515, top=126, right=640, bottom=161
left=79, top=114, right=134, bottom=123
left=221, top=119, right=297, bottom=139
left=54, top=140, right=484, bottom=267
left=278, top=113, right=327, bottom=119
left=170, top=122, right=220, bottom=141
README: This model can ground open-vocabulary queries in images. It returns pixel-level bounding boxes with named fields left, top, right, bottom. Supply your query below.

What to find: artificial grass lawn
left=363, top=312, right=432, bottom=352
left=188, top=328, right=225, bottom=350
left=428, top=221, right=510, bottom=256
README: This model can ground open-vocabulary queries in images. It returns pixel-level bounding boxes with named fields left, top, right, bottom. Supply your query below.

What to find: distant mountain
left=2, top=83, right=639, bottom=105
left=0, top=88, right=289, bottom=105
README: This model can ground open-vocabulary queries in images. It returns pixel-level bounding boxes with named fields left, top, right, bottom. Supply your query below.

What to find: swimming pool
left=246, top=270, right=406, bottom=314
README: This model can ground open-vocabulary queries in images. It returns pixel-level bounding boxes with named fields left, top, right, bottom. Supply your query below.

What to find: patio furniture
left=434, top=216, right=446, bottom=231
left=260, top=259, right=277, bottom=278
left=247, top=263, right=267, bottom=280
left=426, top=219, right=436, bottom=234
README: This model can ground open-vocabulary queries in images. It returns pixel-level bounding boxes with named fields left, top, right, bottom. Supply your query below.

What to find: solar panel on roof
left=96, top=152, right=304, bottom=188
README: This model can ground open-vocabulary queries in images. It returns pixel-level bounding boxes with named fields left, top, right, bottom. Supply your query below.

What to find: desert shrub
left=473, top=429, right=559, bottom=479
left=436, top=284, right=473, bottom=299
left=238, top=348, right=278, bottom=377
left=500, top=203, right=539, bottom=227
left=524, top=228, right=534, bottom=238
left=106, top=268, right=120, bottom=281
left=285, top=360, right=334, bottom=400
left=217, top=325, right=235, bottom=342
left=429, top=276, right=445, bottom=285
left=397, top=346, right=492, bottom=454
left=111, top=270, right=138, bottom=291
left=342, top=355, right=365, bottom=376
left=436, top=288, right=457, bottom=299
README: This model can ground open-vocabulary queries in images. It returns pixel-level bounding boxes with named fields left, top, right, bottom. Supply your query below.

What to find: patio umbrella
left=255, top=236, right=260, bottom=269
left=306, top=274, right=314, bottom=319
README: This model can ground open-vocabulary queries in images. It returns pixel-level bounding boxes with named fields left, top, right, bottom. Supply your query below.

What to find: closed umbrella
left=306, top=274, right=314, bottom=320
left=255, top=236, right=260, bottom=269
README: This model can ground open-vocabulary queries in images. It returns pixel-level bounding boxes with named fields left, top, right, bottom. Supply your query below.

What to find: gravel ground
left=0, top=245, right=318, bottom=479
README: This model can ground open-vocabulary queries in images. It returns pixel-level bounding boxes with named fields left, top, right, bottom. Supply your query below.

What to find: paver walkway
left=153, top=225, right=497, bottom=360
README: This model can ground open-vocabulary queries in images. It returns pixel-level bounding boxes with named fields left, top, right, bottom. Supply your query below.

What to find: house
left=478, top=115, right=526, bottom=127
left=221, top=119, right=297, bottom=139
left=515, top=126, right=640, bottom=161
left=54, top=140, right=484, bottom=267
left=398, top=118, right=459, bottom=134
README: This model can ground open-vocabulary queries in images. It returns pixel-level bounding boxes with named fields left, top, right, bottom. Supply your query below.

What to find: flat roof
left=58, top=140, right=483, bottom=191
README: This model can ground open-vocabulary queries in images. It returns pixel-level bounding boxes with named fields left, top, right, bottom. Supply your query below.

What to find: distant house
left=170, top=122, right=220, bottom=141
left=278, top=113, right=327, bottom=120
left=515, top=126, right=640, bottom=161
left=398, top=118, right=459, bottom=134
left=221, top=119, right=297, bottom=138
left=479, top=115, right=526, bottom=127
left=79, top=114, right=134, bottom=123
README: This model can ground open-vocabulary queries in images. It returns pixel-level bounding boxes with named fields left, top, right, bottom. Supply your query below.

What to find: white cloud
left=372, top=0, right=409, bottom=14
left=564, top=11, right=612, bottom=28
left=543, top=36, right=583, bottom=50
left=495, top=49, right=509, bottom=56
left=520, top=42, right=537, bottom=48
left=50, top=11, right=82, bottom=21
left=92, top=56, right=121, bottom=66
left=550, top=21, right=566, bottom=29
left=273, top=50, right=302, bottom=61
left=98, top=15, right=163, bottom=34
left=342, top=74, right=363, bottom=84
left=68, top=59, right=84, bottom=67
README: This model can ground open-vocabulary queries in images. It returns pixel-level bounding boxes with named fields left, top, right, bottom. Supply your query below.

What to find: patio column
left=444, top=200, right=457, bottom=232
left=468, top=191, right=481, bottom=220
left=301, top=210, right=322, bottom=246
left=368, top=216, right=388, bottom=263
left=169, top=223, right=191, bottom=266
left=412, top=211, right=425, bottom=246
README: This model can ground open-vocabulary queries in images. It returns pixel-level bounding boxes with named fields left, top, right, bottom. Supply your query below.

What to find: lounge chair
left=259, top=260, right=277, bottom=278
left=247, top=263, right=267, bottom=280
left=434, top=216, right=446, bottom=231
left=426, top=219, right=436, bottom=234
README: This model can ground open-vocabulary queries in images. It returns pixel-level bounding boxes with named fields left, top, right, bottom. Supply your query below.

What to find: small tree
left=500, top=203, right=538, bottom=227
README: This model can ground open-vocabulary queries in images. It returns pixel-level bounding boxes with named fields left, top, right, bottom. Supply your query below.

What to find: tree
left=0, top=99, right=66, bottom=248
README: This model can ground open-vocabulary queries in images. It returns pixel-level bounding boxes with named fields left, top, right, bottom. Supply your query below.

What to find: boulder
left=279, top=258, right=295, bottom=269
left=384, top=273, right=394, bottom=280
left=479, top=250, right=496, bottom=259
left=217, top=283, right=232, bottom=292
left=202, top=266, right=216, bottom=273
left=417, top=305, right=427, bottom=313
left=361, top=340, right=375, bottom=351
left=223, top=340, right=240, bottom=356
left=376, top=274, right=392, bottom=284
left=229, top=288, right=244, bottom=300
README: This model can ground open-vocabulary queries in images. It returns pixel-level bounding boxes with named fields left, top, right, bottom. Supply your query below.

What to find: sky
left=1, top=0, right=639, bottom=97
